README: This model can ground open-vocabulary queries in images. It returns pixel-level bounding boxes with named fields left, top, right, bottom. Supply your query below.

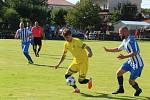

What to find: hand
left=117, top=54, right=126, bottom=60
left=104, top=47, right=109, bottom=52
left=88, top=52, right=93, bottom=57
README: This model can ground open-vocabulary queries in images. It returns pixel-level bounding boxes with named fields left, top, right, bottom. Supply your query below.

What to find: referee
left=15, top=22, right=33, bottom=64
left=32, top=21, right=43, bottom=57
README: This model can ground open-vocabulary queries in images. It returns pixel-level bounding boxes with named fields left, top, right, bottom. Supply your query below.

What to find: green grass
left=0, top=39, right=150, bottom=100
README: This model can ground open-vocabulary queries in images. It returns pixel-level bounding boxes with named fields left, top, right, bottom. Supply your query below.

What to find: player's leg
left=129, top=67, right=143, bottom=96
left=65, top=63, right=80, bottom=93
left=22, top=41, right=33, bottom=64
left=36, top=38, right=42, bottom=57
left=112, top=62, right=129, bottom=94
left=33, top=38, right=37, bottom=57
left=78, top=60, right=92, bottom=89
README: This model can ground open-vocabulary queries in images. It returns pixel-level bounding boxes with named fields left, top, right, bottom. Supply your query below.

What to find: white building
left=48, top=0, right=74, bottom=9
left=93, top=0, right=142, bottom=12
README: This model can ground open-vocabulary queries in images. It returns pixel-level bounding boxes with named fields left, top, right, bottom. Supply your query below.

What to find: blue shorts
left=121, top=61, right=143, bottom=80
left=21, top=41, right=30, bottom=53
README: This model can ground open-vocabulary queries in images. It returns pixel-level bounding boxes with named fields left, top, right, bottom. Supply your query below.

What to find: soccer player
left=104, top=27, right=144, bottom=96
left=32, top=21, right=43, bottom=57
left=15, top=22, right=33, bottom=64
left=55, top=28, right=93, bottom=93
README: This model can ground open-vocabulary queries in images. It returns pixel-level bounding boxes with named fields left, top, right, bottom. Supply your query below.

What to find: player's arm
left=104, top=47, right=122, bottom=52
left=55, top=50, right=67, bottom=69
left=82, top=44, right=93, bottom=57
left=117, top=52, right=137, bottom=60
left=27, top=30, right=33, bottom=39
left=15, top=31, right=19, bottom=39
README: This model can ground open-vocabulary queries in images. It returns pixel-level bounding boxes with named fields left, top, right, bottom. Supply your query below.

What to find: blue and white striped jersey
left=26, top=26, right=32, bottom=32
left=16, top=28, right=32, bottom=42
left=118, top=35, right=144, bottom=68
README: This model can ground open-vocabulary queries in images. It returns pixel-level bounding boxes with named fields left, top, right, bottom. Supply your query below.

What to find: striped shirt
left=16, top=28, right=32, bottom=42
left=118, top=35, right=144, bottom=69
left=26, top=26, right=32, bottom=32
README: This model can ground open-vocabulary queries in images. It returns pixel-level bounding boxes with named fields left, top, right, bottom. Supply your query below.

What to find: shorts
left=34, top=37, right=42, bottom=46
left=21, top=41, right=30, bottom=53
left=121, top=61, right=143, bottom=80
left=66, top=58, right=88, bottom=81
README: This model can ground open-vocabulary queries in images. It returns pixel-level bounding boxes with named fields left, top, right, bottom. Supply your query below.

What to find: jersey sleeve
left=27, top=29, right=32, bottom=35
left=118, top=40, right=125, bottom=50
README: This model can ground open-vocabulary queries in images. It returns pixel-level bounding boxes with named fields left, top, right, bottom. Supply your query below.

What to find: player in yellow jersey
left=55, top=28, right=93, bottom=93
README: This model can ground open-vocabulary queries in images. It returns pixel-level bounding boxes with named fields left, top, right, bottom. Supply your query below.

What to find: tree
left=121, top=3, right=137, bottom=20
left=51, top=8, right=68, bottom=26
left=65, top=0, right=101, bottom=30
left=2, top=7, right=19, bottom=29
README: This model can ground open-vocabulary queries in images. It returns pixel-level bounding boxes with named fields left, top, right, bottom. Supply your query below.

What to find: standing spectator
left=134, top=29, right=139, bottom=39
left=15, top=22, right=33, bottom=64
left=44, top=24, right=51, bottom=39
left=26, top=22, right=32, bottom=31
left=26, top=22, right=34, bottom=45
left=32, top=21, right=43, bottom=57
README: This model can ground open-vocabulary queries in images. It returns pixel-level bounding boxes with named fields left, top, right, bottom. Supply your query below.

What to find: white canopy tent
left=114, top=21, right=150, bottom=32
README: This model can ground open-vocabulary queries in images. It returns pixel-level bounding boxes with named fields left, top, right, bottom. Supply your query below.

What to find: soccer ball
left=66, top=76, right=76, bottom=86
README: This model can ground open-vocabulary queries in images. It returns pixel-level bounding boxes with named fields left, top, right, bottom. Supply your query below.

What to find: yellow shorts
left=66, top=58, right=88, bottom=81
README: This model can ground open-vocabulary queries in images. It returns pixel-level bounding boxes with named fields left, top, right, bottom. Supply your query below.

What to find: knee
left=23, top=52, right=28, bottom=55
left=129, top=80, right=135, bottom=85
left=78, top=79, right=84, bottom=84
left=116, top=69, right=124, bottom=76
left=116, top=71, right=122, bottom=76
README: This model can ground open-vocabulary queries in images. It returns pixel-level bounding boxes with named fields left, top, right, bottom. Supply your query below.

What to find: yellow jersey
left=64, top=38, right=88, bottom=62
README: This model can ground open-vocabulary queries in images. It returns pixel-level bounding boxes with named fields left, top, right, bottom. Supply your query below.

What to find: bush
left=2, top=7, right=19, bottom=29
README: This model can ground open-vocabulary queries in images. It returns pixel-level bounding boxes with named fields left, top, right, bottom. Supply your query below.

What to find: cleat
left=112, top=88, right=124, bottom=94
left=88, top=78, right=92, bottom=89
left=36, top=53, right=39, bottom=57
left=28, top=60, right=34, bottom=64
left=73, top=88, right=80, bottom=93
left=134, top=88, right=142, bottom=96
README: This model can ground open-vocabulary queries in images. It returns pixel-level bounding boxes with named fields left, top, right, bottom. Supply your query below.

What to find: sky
left=66, top=0, right=150, bottom=8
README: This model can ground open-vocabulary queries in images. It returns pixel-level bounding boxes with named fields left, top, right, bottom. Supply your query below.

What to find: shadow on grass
left=31, top=53, right=72, bottom=60
left=32, top=63, right=67, bottom=69
left=80, top=92, right=150, bottom=100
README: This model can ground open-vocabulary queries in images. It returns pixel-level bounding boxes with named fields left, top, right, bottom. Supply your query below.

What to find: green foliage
left=65, top=0, right=101, bottom=30
left=109, top=11, right=121, bottom=23
left=110, top=3, right=138, bottom=23
left=51, top=8, right=68, bottom=26
left=121, top=3, right=137, bottom=20
left=2, top=7, right=19, bottom=24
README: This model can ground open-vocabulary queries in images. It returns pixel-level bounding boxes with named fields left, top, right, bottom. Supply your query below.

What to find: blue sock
left=23, top=52, right=33, bottom=62
left=117, top=76, right=124, bottom=89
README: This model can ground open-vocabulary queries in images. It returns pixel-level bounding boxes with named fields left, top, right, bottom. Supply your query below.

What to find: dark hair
left=63, top=28, right=72, bottom=37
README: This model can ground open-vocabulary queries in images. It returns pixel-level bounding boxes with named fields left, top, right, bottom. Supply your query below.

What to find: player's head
left=19, top=22, right=24, bottom=29
left=63, top=28, right=72, bottom=42
left=35, top=21, right=39, bottom=27
left=27, top=22, right=31, bottom=27
left=119, top=26, right=129, bottom=39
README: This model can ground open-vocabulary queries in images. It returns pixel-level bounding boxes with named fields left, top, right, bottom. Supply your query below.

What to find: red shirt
left=32, top=26, right=43, bottom=37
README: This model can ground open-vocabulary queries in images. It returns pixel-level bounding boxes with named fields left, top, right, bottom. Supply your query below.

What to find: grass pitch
left=0, top=39, right=150, bottom=100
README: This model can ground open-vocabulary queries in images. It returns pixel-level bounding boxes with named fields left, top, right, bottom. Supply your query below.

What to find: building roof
left=121, top=21, right=150, bottom=26
left=48, top=0, right=74, bottom=6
